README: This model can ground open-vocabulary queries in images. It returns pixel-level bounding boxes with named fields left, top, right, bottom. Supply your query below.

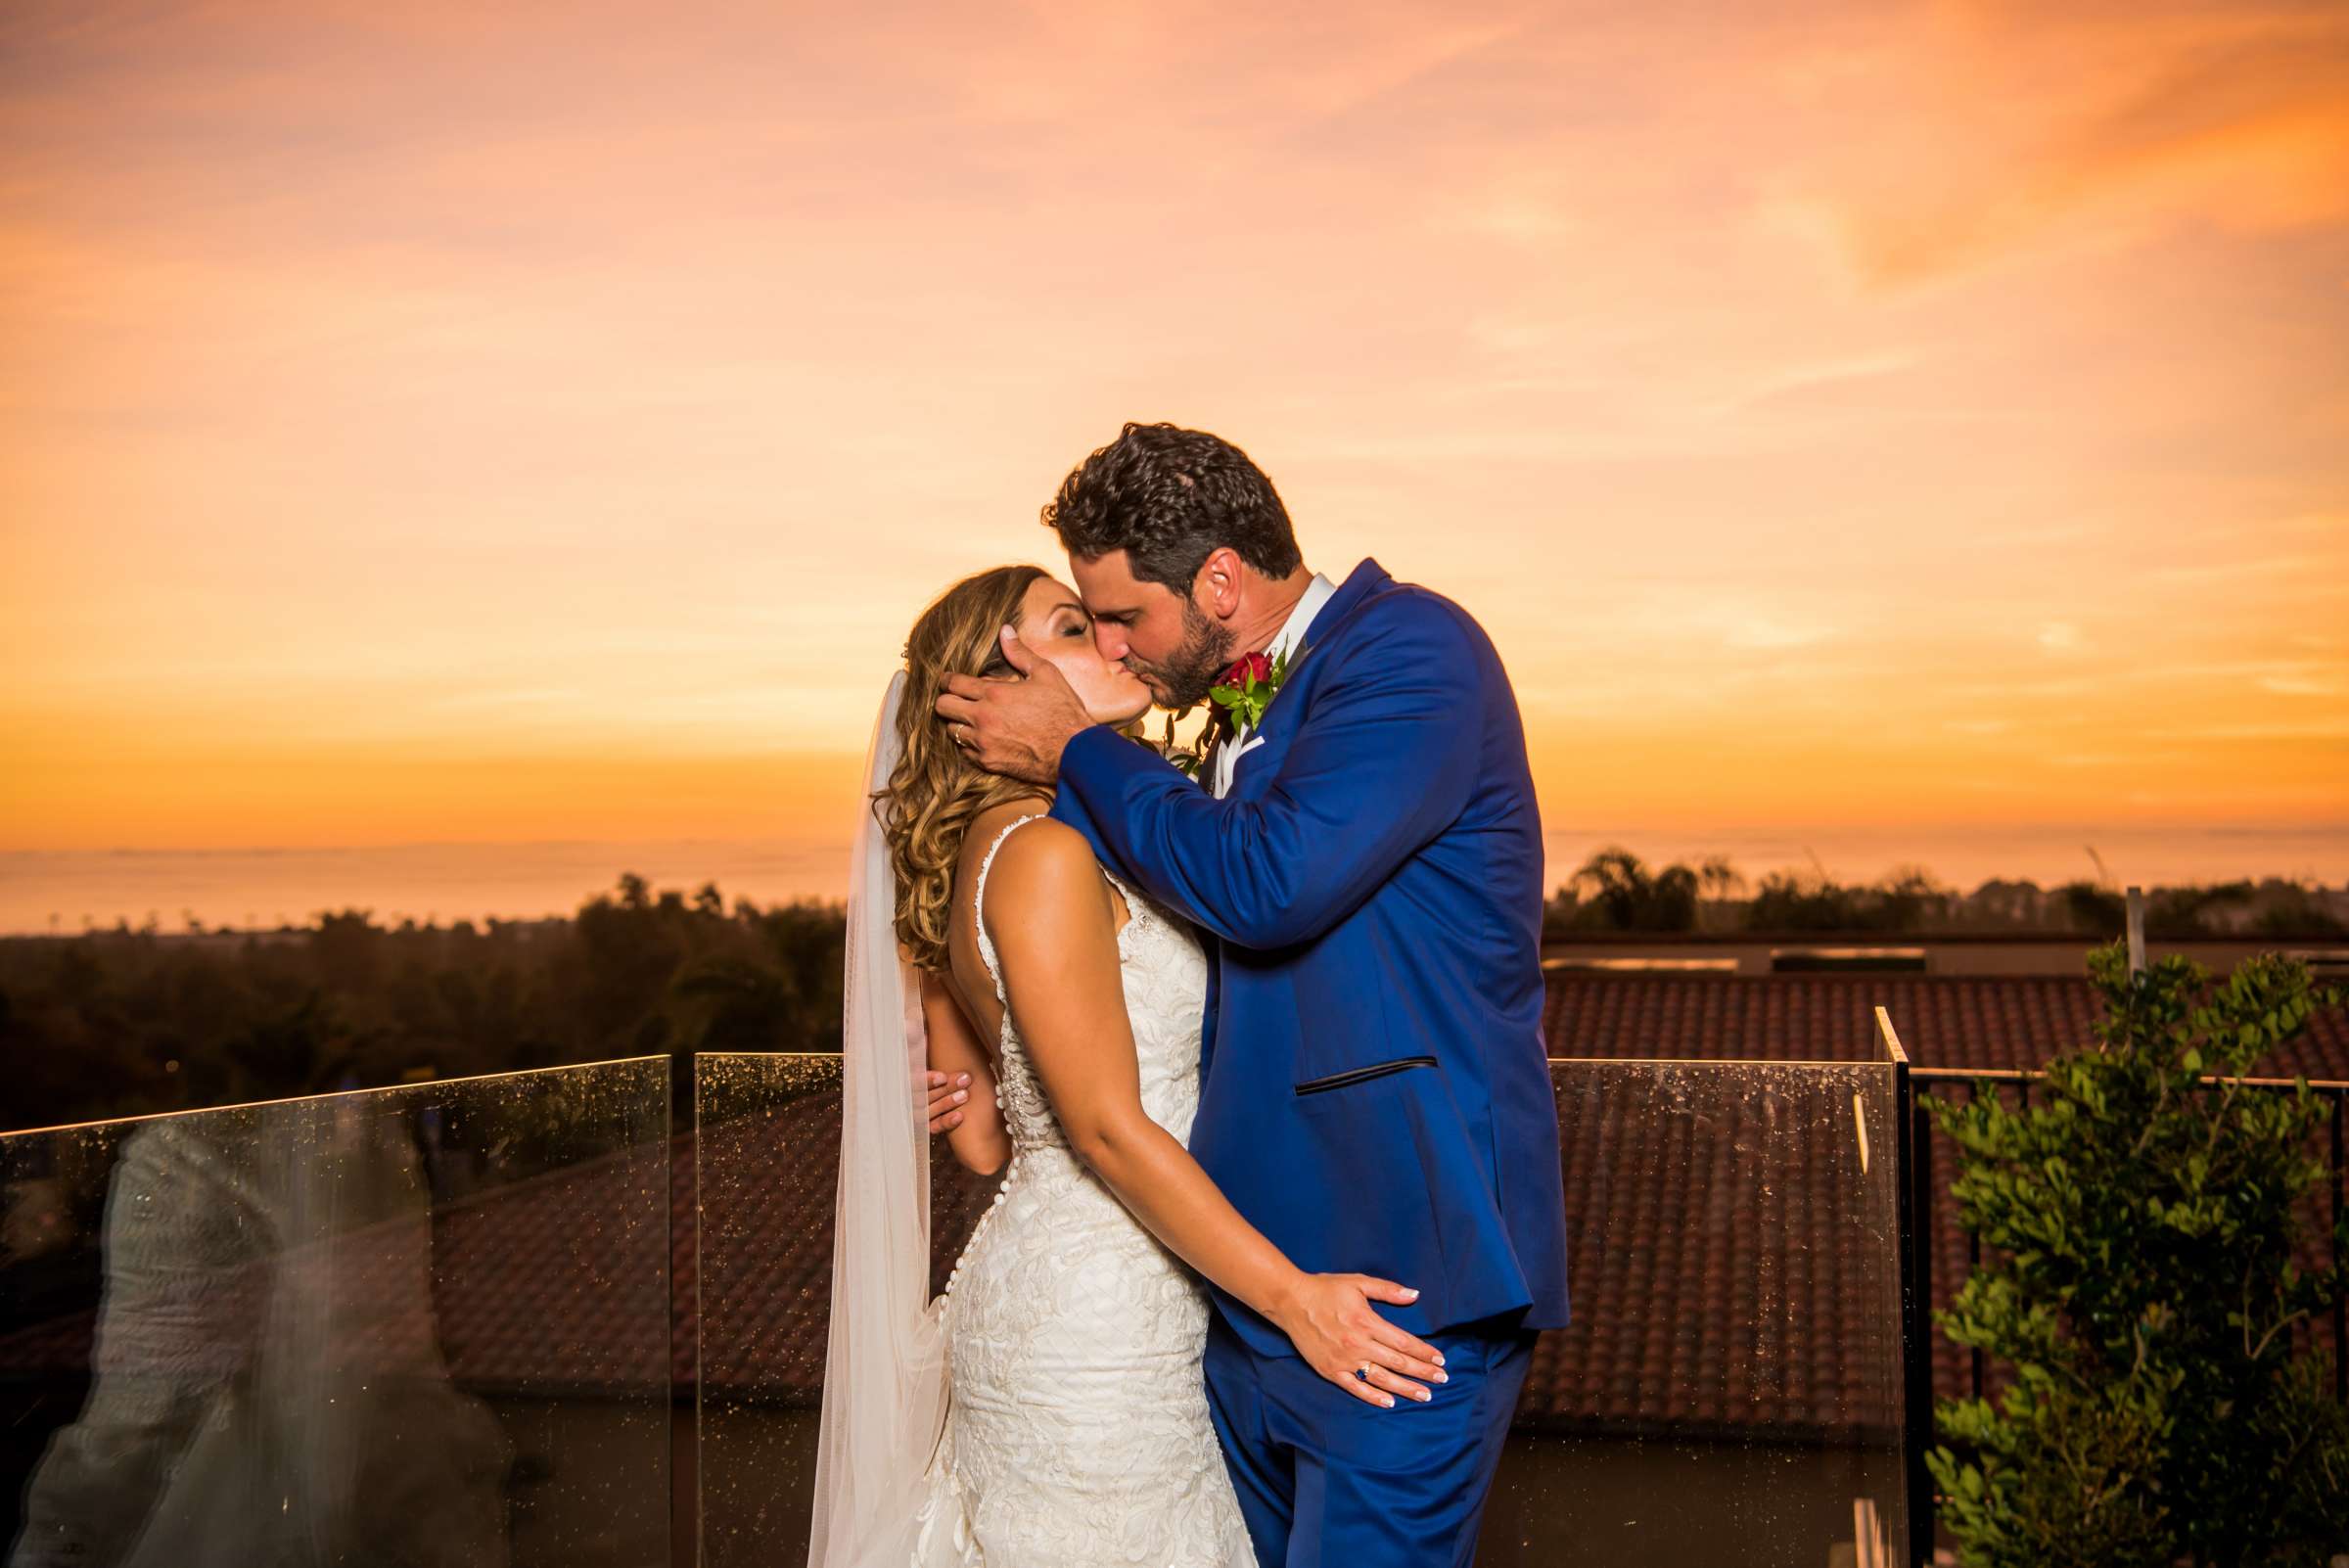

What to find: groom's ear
left=1194, top=547, right=1245, bottom=621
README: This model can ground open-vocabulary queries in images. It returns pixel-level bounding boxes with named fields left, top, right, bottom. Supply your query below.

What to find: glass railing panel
left=1497, top=1059, right=1908, bottom=1566
left=0, top=1057, right=671, bottom=1568
left=692, top=1051, right=831, bottom=1566
left=694, top=1053, right=1907, bottom=1567
left=693, top=1051, right=1000, bottom=1568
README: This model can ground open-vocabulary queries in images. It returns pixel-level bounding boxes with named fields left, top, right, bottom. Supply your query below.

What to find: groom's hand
left=935, top=627, right=1090, bottom=786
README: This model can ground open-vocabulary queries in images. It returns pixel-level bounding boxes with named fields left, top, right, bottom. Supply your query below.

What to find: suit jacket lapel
left=1206, top=561, right=1392, bottom=798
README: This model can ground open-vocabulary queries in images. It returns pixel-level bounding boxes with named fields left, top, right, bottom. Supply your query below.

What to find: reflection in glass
left=693, top=1054, right=1003, bottom=1568
left=694, top=1053, right=1907, bottom=1568
left=1, top=1059, right=670, bottom=1568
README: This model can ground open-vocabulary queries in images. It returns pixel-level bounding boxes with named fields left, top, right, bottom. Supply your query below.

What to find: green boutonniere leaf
left=1157, top=706, right=1209, bottom=779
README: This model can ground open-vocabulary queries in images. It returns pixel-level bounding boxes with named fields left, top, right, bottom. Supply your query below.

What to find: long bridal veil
left=806, top=670, right=947, bottom=1568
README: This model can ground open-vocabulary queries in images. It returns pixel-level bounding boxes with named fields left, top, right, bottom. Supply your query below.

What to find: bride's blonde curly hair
left=880, top=564, right=1054, bottom=971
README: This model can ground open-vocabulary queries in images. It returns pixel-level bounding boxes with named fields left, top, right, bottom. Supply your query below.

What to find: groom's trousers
left=1203, top=1310, right=1537, bottom=1568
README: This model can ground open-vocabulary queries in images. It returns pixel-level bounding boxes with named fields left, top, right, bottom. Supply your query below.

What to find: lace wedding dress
left=914, top=815, right=1255, bottom=1568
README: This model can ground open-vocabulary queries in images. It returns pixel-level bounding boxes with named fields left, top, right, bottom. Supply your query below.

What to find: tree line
left=4, top=859, right=2343, bottom=1130
left=1547, top=848, right=2349, bottom=941
left=0, top=874, right=843, bottom=1131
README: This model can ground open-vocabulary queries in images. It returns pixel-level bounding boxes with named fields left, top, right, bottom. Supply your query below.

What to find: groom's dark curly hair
left=1042, top=423, right=1302, bottom=591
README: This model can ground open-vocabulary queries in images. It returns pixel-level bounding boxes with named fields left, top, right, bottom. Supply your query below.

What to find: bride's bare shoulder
left=960, top=801, right=1059, bottom=872
left=953, top=803, right=1062, bottom=902
left=971, top=813, right=1106, bottom=923
left=979, top=812, right=1089, bottom=878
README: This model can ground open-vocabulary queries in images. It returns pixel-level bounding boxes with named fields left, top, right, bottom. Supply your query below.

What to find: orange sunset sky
left=3, top=0, right=2345, bottom=902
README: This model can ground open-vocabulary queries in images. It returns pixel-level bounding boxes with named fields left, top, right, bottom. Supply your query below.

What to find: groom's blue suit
left=1051, top=559, right=1570, bottom=1567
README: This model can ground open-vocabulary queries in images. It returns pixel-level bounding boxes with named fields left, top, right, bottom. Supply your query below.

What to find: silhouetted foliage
left=0, top=877, right=847, bottom=1130
left=8, top=861, right=2345, bottom=1130
left=1742, top=867, right=1959, bottom=934
left=1557, top=848, right=1699, bottom=934
left=2058, top=882, right=2127, bottom=938
left=1543, top=859, right=2347, bottom=944
left=1746, top=871, right=1869, bottom=933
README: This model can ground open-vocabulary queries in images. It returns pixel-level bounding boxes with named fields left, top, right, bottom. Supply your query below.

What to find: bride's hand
left=1266, top=1273, right=1449, bottom=1408
left=925, top=1070, right=971, bottom=1133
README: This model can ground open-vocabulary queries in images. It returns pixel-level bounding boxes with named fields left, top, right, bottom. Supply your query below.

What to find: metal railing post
left=1964, top=1080, right=1983, bottom=1404
left=2335, top=1093, right=2346, bottom=1405
left=1877, top=1007, right=1934, bottom=1567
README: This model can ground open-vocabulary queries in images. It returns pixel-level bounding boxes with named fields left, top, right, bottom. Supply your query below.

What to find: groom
left=940, top=423, right=1569, bottom=1568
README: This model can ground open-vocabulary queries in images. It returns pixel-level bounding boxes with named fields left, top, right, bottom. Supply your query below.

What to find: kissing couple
left=811, top=424, right=1570, bottom=1568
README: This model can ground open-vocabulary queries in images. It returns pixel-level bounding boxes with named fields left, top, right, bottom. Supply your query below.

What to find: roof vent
left=1542, top=956, right=1740, bottom=974
left=1770, top=946, right=1927, bottom=975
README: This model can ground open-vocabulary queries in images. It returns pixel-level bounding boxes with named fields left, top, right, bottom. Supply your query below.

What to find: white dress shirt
left=1212, top=572, right=1336, bottom=800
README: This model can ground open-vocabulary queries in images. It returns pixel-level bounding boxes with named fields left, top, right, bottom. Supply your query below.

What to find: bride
left=808, top=565, right=1445, bottom=1568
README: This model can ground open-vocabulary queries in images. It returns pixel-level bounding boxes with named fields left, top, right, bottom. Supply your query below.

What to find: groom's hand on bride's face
left=935, top=627, right=1091, bottom=786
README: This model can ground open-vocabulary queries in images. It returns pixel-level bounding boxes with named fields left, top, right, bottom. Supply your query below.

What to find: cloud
left=1723, top=615, right=1837, bottom=652
left=1714, top=352, right=1917, bottom=414
left=1800, top=2, right=2349, bottom=283
left=2038, top=623, right=2085, bottom=653
left=3, top=0, right=2344, bottom=851
left=2258, top=674, right=2344, bottom=696
left=2153, top=720, right=2349, bottom=742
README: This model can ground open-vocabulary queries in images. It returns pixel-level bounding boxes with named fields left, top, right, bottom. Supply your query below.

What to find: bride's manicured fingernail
left=1414, top=1388, right=1431, bottom=1402
left=1432, top=1352, right=1445, bottom=1366
left=1401, top=1288, right=1419, bottom=1301
left=958, top=1074, right=972, bottom=1085
left=953, top=1089, right=968, bottom=1103
left=1435, top=1370, right=1449, bottom=1383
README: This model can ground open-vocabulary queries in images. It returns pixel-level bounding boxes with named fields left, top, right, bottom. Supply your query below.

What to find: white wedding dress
left=914, top=814, right=1256, bottom=1568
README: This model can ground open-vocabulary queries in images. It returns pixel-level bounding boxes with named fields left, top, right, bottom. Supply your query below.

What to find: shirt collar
left=1266, top=572, right=1337, bottom=667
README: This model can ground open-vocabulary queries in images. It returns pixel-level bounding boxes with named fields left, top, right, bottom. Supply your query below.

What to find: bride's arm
left=920, top=970, right=1011, bottom=1176
left=985, top=820, right=1448, bottom=1409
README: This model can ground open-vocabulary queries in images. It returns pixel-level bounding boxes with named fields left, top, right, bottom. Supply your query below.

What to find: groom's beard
left=1130, top=598, right=1236, bottom=711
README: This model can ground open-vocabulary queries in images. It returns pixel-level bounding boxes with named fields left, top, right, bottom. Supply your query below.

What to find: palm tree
left=1572, top=849, right=1652, bottom=930
left=1695, top=855, right=1744, bottom=933
left=1572, top=849, right=1699, bottom=933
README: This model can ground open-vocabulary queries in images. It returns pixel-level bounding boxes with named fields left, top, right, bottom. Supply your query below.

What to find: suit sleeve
left=1055, top=600, right=1481, bottom=950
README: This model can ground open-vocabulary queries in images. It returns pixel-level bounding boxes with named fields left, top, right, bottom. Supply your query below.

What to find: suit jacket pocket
left=1293, top=1056, right=1437, bottom=1096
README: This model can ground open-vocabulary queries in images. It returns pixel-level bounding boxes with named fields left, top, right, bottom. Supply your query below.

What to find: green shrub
left=1926, top=945, right=2349, bottom=1568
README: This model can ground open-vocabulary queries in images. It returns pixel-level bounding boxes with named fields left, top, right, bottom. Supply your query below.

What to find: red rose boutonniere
left=1209, top=644, right=1300, bottom=736
left=1155, top=645, right=1305, bottom=780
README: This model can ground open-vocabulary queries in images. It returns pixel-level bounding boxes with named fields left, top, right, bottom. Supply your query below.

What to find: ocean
left=3, top=824, right=2343, bottom=935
